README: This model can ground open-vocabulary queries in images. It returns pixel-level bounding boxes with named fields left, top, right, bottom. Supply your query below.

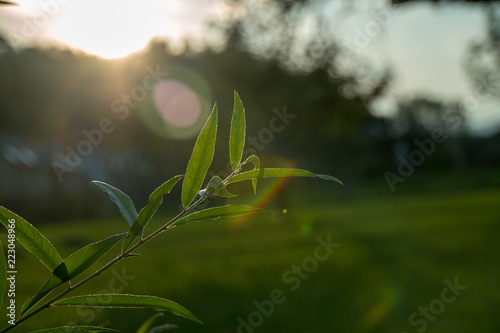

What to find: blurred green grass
left=1, top=186, right=499, bottom=332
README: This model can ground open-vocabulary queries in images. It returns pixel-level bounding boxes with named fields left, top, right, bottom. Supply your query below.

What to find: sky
left=0, top=0, right=226, bottom=57
left=336, top=1, right=499, bottom=135
left=0, top=0, right=498, bottom=135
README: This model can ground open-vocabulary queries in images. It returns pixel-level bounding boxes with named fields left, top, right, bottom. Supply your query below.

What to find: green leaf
left=54, top=294, right=202, bottom=324
left=21, top=274, right=66, bottom=316
left=137, top=176, right=182, bottom=227
left=226, top=168, right=343, bottom=186
left=92, top=181, right=138, bottom=226
left=147, top=324, right=178, bottom=333
left=21, top=234, right=126, bottom=315
left=0, top=207, right=63, bottom=271
left=230, top=91, right=246, bottom=170
left=205, top=176, right=236, bottom=198
left=317, top=174, right=343, bottom=182
left=175, top=205, right=262, bottom=226
left=242, top=155, right=260, bottom=194
left=63, top=233, right=126, bottom=280
left=137, top=313, right=164, bottom=333
left=28, top=326, right=118, bottom=332
left=0, top=241, right=5, bottom=309
left=182, top=103, right=218, bottom=208
left=123, top=175, right=183, bottom=252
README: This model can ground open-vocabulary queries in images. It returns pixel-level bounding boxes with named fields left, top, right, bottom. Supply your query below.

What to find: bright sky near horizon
left=0, top=0, right=498, bottom=135
left=0, top=0, right=224, bottom=57
left=345, top=2, right=500, bottom=135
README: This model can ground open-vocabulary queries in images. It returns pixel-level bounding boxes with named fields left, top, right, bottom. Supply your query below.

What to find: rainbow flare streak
left=228, top=174, right=292, bottom=229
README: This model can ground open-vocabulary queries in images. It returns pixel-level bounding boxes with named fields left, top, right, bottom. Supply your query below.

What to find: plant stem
left=0, top=168, right=243, bottom=332
left=0, top=222, right=173, bottom=333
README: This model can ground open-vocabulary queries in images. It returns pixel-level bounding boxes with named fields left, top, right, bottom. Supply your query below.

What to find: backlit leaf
left=205, top=176, right=236, bottom=198
left=227, top=168, right=343, bottom=186
left=175, top=205, right=261, bottom=225
left=21, top=274, right=64, bottom=316
left=0, top=207, right=63, bottom=271
left=21, top=234, right=125, bottom=316
left=122, top=176, right=182, bottom=252
left=242, top=155, right=260, bottom=194
left=92, top=181, right=138, bottom=226
left=54, top=294, right=202, bottom=324
left=63, top=233, right=126, bottom=280
left=182, top=104, right=218, bottom=208
left=229, top=91, right=246, bottom=170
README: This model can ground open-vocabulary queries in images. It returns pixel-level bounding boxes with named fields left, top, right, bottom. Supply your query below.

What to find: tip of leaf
left=317, top=174, right=343, bottom=185
left=172, top=309, right=202, bottom=325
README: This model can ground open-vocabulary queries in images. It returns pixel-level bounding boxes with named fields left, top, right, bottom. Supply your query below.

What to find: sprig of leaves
left=0, top=91, right=341, bottom=333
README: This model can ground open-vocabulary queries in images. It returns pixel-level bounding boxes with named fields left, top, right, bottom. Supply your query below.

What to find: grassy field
left=1, top=184, right=499, bottom=332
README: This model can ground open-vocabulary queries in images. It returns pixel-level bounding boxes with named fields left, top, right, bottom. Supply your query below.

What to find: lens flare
left=358, top=283, right=401, bottom=331
left=229, top=173, right=292, bottom=230
left=139, top=69, right=212, bottom=140
left=153, top=80, right=202, bottom=128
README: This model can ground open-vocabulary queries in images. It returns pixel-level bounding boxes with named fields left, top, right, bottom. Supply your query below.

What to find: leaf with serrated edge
left=54, top=294, right=202, bottom=324
left=21, top=274, right=61, bottom=316
left=21, top=233, right=126, bottom=316
left=230, top=91, right=246, bottom=170
left=175, top=205, right=261, bottom=225
left=206, top=176, right=237, bottom=198
left=28, top=326, right=118, bottom=332
left=93, top=181, right=138, bottom=226
left=182, top=104, right=218, bottom=208
left=0, top=207, right=63, bottom=271
left=122, top=175, right=182, bottom=252
left=227, top=168, right=343, bottom=185
left=64, top=233, right=126, bottom=280
left=242, top=155, right=260, bottom=194
left=317, top=174, right=343, bottom=183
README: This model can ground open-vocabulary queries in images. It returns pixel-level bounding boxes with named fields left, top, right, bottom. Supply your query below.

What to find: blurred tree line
left=1, top=1, right=500, bottom=222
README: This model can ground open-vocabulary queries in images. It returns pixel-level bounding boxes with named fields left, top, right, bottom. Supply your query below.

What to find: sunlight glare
left=153, top=80, right=202, bottom=128
left=49, top=0, right=189, bottom=59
